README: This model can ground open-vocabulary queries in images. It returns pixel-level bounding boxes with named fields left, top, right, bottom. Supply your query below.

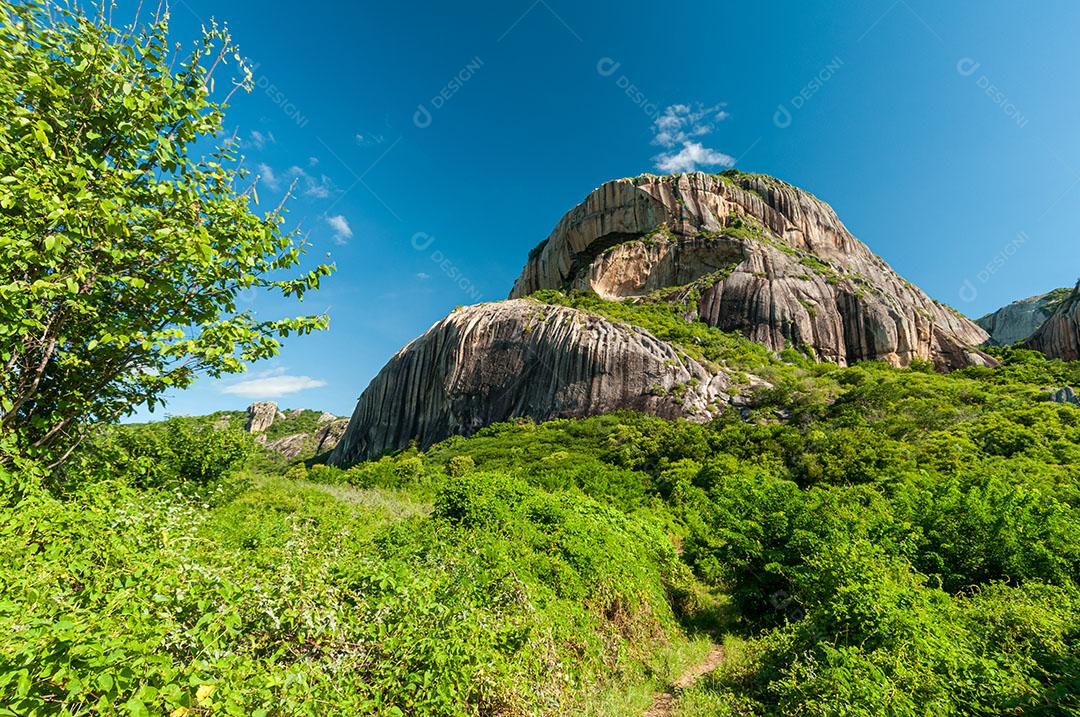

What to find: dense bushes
left=2, top=313, right=1079, bottom=714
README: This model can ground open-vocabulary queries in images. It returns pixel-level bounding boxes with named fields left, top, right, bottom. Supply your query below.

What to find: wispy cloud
left=287, top=166, right=338, bottom=198
left=416, top=272, right=430, bottom=280
left=221, top=374, right=326, bottom=398
left=326, top=214, right=353, bottom=244
left=355, top=132, right=385, bottom=146
left=247, top=129, right=275, bottom=150
left=651, top=103, right=733, bottom=172
left=255, top=162, right=280, bottom=191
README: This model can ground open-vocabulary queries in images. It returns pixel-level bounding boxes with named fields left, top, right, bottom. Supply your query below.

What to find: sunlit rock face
left=1027, top=286, right=1080, bottom=360
left=328, top=300, right=735, bottom=465
left=511, top=172, right=991, bottom=369
left=977, top=288, right=1072, bottom=346
left=333, top=172, right=996, bottom=465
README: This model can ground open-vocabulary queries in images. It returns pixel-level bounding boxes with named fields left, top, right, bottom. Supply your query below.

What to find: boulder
left=245, top=402, right=279, bottom=433
left=1050, top=387, right=1079, bottom=405
left=314, top=418, right=349, bottom=454
left=265, top=433, right=309, bottom=459
left=328, top=300, right=736, bottom=466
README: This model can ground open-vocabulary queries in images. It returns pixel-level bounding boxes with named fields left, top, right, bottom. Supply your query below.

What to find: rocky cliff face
left=977, top=288, right=1072, bottom=346
left=328, top=300, right=736, bottom=466
left=511, top=172, right=992, bottom=369
left=332, top=171, right=996, bottom=465
left=245, top=401, right=283, bottom=433
left=1027, top=286, right=1080, bottom=360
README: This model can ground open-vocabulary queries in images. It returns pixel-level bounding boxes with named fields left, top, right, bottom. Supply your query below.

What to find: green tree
left=0, top=2, right=332, bottom=465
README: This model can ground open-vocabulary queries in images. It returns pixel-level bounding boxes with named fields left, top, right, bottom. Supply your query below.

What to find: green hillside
left=4, top=307, right=1078, bottom=715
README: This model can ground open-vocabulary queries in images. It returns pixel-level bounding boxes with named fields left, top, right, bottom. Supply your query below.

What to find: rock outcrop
left=511, top=172, right=992, bottom=370
left=315, top=418, right=349, bottom=454
left=245, top=402, right=279, bottom=433
left=265, top=432, right=308, bottom=459
left=333, top=171, right=1000, bottom=465
left=328, top=300, right=736, bottom=465
left=1050, top=387, right=1080, bottom=406
left=976, top=288, right=1072, bottom=346
left=1027, top=285, right=1080, bottom=360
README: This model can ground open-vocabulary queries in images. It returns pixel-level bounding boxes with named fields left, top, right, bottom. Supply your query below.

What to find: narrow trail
left=643, top=645, right=726, bottom=717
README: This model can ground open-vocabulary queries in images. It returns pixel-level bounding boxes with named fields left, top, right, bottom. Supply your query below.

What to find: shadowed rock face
left=511, top=172, right=992, bottom=369
left=328, top=300, right=734, bottom=465
left=1027, top=287, right=1080, bottom=360
left=977, top=288, right=1072, bottom=346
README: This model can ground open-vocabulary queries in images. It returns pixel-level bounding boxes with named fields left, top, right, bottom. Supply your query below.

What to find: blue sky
left=133, top=0, right=1080, bottom=419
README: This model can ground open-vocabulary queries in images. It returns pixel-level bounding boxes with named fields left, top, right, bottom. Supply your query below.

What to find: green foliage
left=0, top=2, right=333, bottom=465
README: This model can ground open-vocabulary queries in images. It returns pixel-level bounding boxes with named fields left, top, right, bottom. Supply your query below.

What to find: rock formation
left=245, top=402, right=279, bottom=433
left=1027, top=285, right=1080, bottom=360
left=976, top=288, right=1072, bottom=346
left=511, top=172, right=992, bottom=369
left=328, top=300, right=736, bottom=466
left=315, top=418, right=349, bottom=454
left=265, top=433, right=308, bottom=459
left=1050, top=386, right=1079, bottom=406
left=332, top=171, right=998, bottom=465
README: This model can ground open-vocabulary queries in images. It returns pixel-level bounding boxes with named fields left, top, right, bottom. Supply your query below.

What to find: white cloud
left=651, top=103, right=733, bottom=172
left=247, top=129, right=275, bottom=150
left=221, top=374, right=327, bottom=398
left=654, top=141, right=735, bottom=173
left=416, top=272, right=430, bottom=280
left=355, top=132, right=385, bottom=146
left=326, top=214, right=353, bottom=244
left=255, top=162, right=280, bottom=191
left=287, top=166, right=337, bottom=198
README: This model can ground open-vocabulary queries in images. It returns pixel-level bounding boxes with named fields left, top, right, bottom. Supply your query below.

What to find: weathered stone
left=213, top=415, right=231, bottom=431
left=977, top=288, right=1072, bottom=346
left=265, top=432, right=309, bottom=459
left=1050, top=386, right=1079, bottom=405
left=286, top=408, right=304, bottom=419
left=511, top=172, right=993, bottom=370
left=316, top=412, right=337, bottom=424
left=245, top=402, right=279, bottom=433
left=329, top=300, right=736, bottom=466
left=1027, top=286, right=1080, bottom=361
left=314, top=418, right=349, bottom=454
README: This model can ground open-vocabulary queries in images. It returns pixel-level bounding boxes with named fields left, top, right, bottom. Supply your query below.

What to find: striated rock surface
left=314, top=418, right=349, bottom=454
left=511, top=172, right=992, bottom=370
left=328, top=300, right=735, bottom=465
left=1027, top=285, right=1080, bottom=360
left=1050, top=386, right=1079, bottom=406
left=245, top=402, right=279, bottom=433
left=265, top=432, right=308, bottom=459
left=976, top=288, right=1072, bottom=346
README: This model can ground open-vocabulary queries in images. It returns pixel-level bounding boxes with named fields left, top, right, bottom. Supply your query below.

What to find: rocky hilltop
left=976, top=288, right=1072, bottom=346
left=331, top=171, right=996, bottom=465
left=512, top=172, right=991, bottom=369
left=1027, top=285, right=1080, bottom=360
